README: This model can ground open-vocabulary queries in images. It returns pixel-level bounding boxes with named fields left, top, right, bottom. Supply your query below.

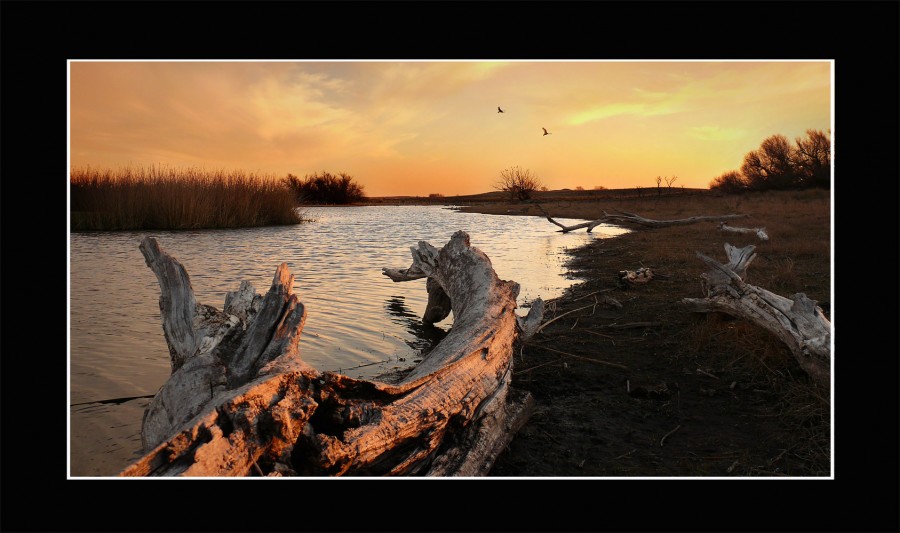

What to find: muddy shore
left=453, top=191, right=831, bottom=477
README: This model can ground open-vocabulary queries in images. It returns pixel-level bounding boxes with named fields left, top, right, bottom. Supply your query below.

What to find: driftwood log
left=682, top=243, right=831, bottom=388
left=618, top=267, right=654, bottom=286
left=536, top=204, right=750, bottom=233
left=120, top=231, right=543, bottom=477
left=718, top=222, right=769, bottom=241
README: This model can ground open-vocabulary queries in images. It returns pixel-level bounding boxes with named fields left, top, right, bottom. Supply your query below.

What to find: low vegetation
left=70, top=166, right=307, bottom=231
left=283, top=171, right=366, bottom=204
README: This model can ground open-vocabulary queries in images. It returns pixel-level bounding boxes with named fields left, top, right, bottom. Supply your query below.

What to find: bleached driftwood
left=718, top=222, right=769, bottom=241
left=121, top=231, right=542, bottom=477
left=536, top=204, right=749, bottom=233
left=545, top=216, right=607, bottom=233
left=605, top=209, right=750, bottom=228
left=681, top=243, right=830, bottom=388
left=618, top=267, right=654, bottom=286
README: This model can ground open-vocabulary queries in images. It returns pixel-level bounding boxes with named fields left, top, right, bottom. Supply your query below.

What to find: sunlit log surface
left=121, top=231, right=542, bottom=477
left=681, top=243, right=830, bottom=388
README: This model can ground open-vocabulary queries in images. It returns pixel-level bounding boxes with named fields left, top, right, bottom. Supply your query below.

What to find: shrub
left=709, top=170, right=748, bottom=193
left=283, top=171, right=366, bottom=204
left=495, top=166, right=542, bottom=201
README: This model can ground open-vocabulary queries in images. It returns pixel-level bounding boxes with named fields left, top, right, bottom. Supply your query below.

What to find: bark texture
left=121, top=231, right=542, bottom=477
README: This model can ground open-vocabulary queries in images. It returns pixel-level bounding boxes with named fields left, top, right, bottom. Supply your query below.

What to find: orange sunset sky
left=69, top=60, right=832, bottom=197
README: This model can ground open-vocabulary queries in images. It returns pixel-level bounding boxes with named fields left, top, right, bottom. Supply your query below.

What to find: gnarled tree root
left=121, top=231, right=543, bottom=477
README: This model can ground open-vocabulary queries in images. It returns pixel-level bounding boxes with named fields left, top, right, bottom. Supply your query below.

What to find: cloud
left=687, top=125, right=746, bottom=141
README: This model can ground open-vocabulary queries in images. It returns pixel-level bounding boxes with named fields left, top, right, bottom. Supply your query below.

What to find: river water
left=68, top=205, right=627, bottom=476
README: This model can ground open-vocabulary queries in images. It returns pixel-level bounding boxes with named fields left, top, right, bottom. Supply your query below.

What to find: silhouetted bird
left=498, top=106, right=504, bottom=113
left=542, top=127, right=552, bottom=136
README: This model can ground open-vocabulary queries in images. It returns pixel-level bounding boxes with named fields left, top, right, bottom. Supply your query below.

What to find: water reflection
left=69, top=205, right=629, bottom=476
left=384, top=295, right=448, bottom=357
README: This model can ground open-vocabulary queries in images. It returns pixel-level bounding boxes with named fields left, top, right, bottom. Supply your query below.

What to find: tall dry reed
left=70, top=166, right=308, bottom=230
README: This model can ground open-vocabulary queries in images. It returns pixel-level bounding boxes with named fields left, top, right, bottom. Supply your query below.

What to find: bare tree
left=740, top=134, right=796, bottom=190
left=793, top=129, right=831, bottom=189
left=495, top=166, right=543, bottom=201
left=665, top=175, right=678, bottom=191
left=656, top=175, right=662, bottom=196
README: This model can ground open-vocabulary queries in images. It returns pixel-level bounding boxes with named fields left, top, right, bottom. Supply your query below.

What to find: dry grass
left=70, top=165, right=309, bottom=230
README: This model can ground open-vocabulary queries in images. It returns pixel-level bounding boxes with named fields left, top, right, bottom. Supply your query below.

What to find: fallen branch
left=121, top=231, right=543, bottom=477
left=532, top=203, right=607, bottom=233
left=534, top=204, right=750, bottom=233
left=718, top=222, right=769, bottom=241
left=605, top=209, right=750, bottom=228
left=682, top=243, right=831, bottom=388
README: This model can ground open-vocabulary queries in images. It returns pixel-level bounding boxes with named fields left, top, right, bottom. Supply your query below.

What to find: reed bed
left=70, top=166, right=308, bottom=230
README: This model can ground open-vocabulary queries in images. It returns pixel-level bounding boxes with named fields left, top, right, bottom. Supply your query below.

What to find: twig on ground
left=571, top=289, right=612, bottom=302
left=535, top=303, right=594, bottom=334
left=696, top=368, right=719, bottom=380
left=584, top=330, right=615, bottom=339
left=592, top=322, right=660, bottom=330
left=659, top=424, right=681, bottom=447
left=514, top=359, right=565, bottom=375
left=541, top=429, right=562, bottom=445
left=533, top=344, right=629, bottom=370
left=614, top=448, right=637, bottom=460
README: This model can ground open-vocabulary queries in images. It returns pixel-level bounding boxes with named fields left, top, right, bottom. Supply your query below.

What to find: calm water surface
left=69, top=205, right=627, bottom=476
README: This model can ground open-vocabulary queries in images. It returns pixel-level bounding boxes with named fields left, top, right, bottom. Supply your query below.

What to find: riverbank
left=458, top=189, right=831, bottom=476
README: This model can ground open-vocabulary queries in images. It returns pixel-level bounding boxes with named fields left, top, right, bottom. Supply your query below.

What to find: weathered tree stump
left=120, top=231, right=542, bottom=476
left=682, top=243, right=831, bottom=388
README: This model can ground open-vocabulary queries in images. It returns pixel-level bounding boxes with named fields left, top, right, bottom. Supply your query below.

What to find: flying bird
left=497, top=106, right=504, bottom=113
left=542, top=127, right=552, bottom=136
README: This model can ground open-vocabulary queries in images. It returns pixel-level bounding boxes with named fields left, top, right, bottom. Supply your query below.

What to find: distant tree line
left=283, top=171, right=366, bottom=204
left=710, top=129, right=831, bottom=193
